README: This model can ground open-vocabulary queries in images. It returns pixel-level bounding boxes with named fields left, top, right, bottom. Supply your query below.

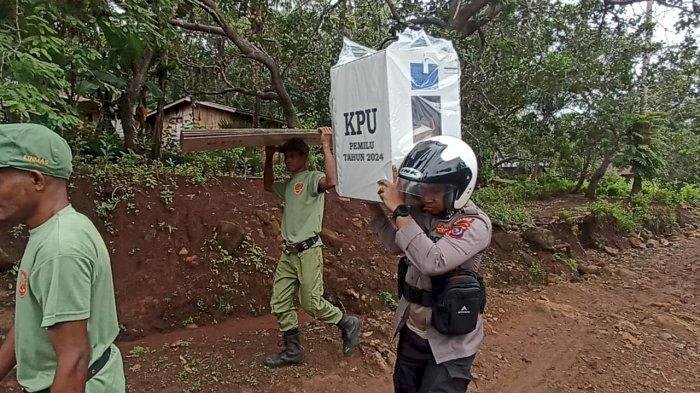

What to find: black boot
left=337, top=314, right=361, bottom=355
left=264, top=329, right=304, bottom=367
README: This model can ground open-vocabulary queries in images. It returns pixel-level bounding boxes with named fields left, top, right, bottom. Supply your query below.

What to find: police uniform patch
left=436, top=224, right=451, bottom=235
left=17, top=270, right=28, bottom=298
left=293, top=182, right=304, bottom=195
left=448, top=218, right=475, bottom=239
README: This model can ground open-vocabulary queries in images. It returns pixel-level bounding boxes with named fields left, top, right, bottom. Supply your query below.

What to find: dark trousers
left=394, top=327, right=475, bottom=393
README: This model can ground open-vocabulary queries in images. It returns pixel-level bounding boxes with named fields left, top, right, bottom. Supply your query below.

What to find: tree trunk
left=631, top=172, right=642, bottom=195
left=572, top=154, right=592, bottom=193
left=118, top=94, right=137, bottom=150
left=585, top=151, right=615, bottom=200
left=151, top=52, right=168, bottom=160
left=629, top=0, right=653, bottom=197
left=118, top=46, right=154, bottom=150
left=530, top=156, right=543, bottom=180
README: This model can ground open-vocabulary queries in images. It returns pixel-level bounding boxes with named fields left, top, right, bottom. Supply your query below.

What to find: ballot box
left=330, top=28, right=461, bottom=201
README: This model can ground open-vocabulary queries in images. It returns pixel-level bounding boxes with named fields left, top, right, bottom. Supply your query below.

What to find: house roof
left=145, top=96, right=285, bottom=125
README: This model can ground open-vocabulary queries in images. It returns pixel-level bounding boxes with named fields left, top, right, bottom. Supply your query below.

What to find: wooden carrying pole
left=180, top=128, right=320, bottom=152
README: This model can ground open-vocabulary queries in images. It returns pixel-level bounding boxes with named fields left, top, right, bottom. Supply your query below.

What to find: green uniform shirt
left=272, top=170, right=325, bottom=244
left=14, top=205, right=124, bottom=392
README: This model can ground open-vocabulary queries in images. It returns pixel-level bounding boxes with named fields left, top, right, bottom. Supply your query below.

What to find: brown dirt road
left=1, top=234, right=697, bottom=392
left=289, top=233, right=699, bottom=393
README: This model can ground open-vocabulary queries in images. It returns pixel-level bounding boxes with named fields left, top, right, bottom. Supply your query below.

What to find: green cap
left=0, top=123, right=73, bottom=179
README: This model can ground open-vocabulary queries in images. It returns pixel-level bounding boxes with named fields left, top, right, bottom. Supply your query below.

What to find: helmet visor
left=398, top=178, right=457, bottom=208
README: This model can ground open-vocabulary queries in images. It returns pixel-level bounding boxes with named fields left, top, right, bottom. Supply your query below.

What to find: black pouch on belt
left=430, top=270, right=485, bottom=336
left=398, top=256, right=486, bottom=336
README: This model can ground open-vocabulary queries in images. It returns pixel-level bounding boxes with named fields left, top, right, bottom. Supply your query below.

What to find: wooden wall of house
left=194, top=106, right=250, bottom=129
left=161, top=105, right=194, bottom=145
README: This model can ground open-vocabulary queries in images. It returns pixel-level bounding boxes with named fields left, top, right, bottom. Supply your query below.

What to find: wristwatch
left=392, top=204, right=410, bottom=221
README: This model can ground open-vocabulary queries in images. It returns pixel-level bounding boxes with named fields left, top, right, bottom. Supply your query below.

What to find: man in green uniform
left=0, top=123, right=125, bottom=393
left=262, top=127, right=361, bottom=367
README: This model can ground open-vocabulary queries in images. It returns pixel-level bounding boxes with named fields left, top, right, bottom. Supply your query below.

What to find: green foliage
left=0, top=1, right=81, bottom=129
left=129, top=346, right=149, bottom=358
left=553, top=252, right=578, bottom=271
left=1, top=264, right=20, bottom=278
left=476, top=173, right=575, bottom=206
left=597, top=174, right=630, bottom=197
left=527, top=260, right=545, bottom=283
left=482, top=204, right=533, bottom=225
left=661, top=128, right=700, bottom=185
left=582, top=179, right=697, bottom=235
left=589, top=200, right=639, bottom=234
left=473, top=173, right=579, bottom=224
left=378, top=291, right=398, bottom=311
left=2, top=0, right=695, bottom=196
left=615, top=113, right=669, bottom=187
left=164, top=148, right=266, bottom=183
left=677, top=184, right=700, bottom=206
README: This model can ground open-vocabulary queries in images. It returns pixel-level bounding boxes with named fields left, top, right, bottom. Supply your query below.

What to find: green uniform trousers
left=270, top=246, right=343, bottom=331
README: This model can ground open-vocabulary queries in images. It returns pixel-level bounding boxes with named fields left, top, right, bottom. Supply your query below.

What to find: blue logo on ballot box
left=411, top=62, right=438, bottom=90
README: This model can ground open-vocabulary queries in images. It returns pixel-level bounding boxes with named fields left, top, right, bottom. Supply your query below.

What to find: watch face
left=394, top=205, right=410, bottom=218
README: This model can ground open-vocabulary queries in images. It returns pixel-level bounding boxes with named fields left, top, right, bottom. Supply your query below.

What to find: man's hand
left=377, top=179, right=405, bottom=212
left=377, top=166, right=405, bottom=212
left=319, top=126, right=333, bottom=148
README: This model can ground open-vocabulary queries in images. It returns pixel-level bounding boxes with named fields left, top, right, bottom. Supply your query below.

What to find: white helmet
left=397, top=135, right=478, bottom=210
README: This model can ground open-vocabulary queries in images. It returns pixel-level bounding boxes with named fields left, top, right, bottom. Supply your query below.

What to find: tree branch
left=408, top=16, right=449, bottom=28
left=376, top=36, right=397, bottom=49
left=603, top=0, right=695, bottom=13
left=493, top=156, right=528, bottom=167
left=454, top=1, right=502, bottom=36
left=316, top=0, right=345, bottom=33
left=170, top=19, right=226, bottom=36
left=186, top=87, right=278, bottom=100
left=385, top=0, right=501, bottom=37
left=451, top=0, right=491, bottom=34
left=385, top=0, right=402, bottom=21
left=173, top=0, right=299, bottom=127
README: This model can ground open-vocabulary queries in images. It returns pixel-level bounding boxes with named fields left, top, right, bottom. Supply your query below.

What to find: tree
left=171, top=0, right=299, bottom=127
left=0, top=1, right=87, bottom=130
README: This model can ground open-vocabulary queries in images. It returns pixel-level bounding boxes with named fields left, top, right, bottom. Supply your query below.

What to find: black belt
left=283, top=235, right=320, bottom=254
left=28, top=345, right=112, bottom=393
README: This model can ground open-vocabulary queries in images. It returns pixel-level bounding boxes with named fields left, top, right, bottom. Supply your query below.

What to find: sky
left=623, top=1, right=695, bottom=45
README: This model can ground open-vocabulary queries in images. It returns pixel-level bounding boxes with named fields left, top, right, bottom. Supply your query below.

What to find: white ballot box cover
left=330, top=29, right=461, bottom=201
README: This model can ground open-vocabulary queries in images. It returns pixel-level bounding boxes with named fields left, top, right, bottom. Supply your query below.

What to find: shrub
left=597, top=174, right=630, bottom=197
left=588, top=200, right=639, bottom=233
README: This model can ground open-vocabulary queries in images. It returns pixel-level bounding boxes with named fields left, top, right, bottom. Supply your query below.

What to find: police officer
left=262, top=127, right=361, bottom=367
left=0, top=124, right=125, bottom=393
left=370, top=136, right=491, bottom=392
